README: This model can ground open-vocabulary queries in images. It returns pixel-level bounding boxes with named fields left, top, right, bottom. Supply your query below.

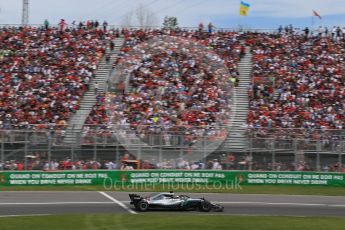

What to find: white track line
left=118, top=200, right=345, bottom=208
left=215, top=201, right=345, bottom=207
left=0, top=202, right=113, bottom=205
left=1, top=200, right=344, bottom=209
left=0, top=214, right=51, bottom=218
left=98, top=192, right=137, bottom=214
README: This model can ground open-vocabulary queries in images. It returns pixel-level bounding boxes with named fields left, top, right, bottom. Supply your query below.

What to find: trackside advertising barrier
left=0, top=171, right=345, bottom=187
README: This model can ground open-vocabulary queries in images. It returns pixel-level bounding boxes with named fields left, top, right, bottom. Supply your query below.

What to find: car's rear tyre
left=136, top=201, right=149, bottom=212
left=199, top=202, right=212, bottom=212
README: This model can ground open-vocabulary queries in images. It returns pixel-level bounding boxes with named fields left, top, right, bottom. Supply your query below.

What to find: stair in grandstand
left=64, top=37, right=125, bottom=144
left=273, top=90, right=280, bottom=100
left=222, top=46, right=252, bottom=152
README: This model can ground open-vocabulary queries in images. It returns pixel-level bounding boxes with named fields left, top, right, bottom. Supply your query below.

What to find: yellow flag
left=240, top=1, right=250, bottom=16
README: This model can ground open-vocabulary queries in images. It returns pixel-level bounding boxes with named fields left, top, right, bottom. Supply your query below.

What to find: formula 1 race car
left=129, top=192, right=224, bottom=212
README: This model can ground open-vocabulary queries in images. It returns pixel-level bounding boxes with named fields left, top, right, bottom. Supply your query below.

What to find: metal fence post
left=271, top=139, right=276, bottom=171
left=293, top=139, right=297, bottom=151
left=272, top=151, right=276, bottom=171
left=159, top=148, right=163, bottom=166
left=203, top=136, right=207, bottom=165
left=115, top=144, right=119, bottom=162
left=1, top=140, right=4, bottom=163
left=338, top=153, right=342, bottom=172
left=48, top=132, right=52, bottom=170
left=316, top=140, right=322, bottom=152
left=138, top=146, right=142, bottom=161
left=248, top=137, right=253, bottom=171
left=24, top=132, right=28, bottom=170
left=76, top=128, right=80, bottom=146
left=249, top=151, right=253, bottom=171
left=293, top=139, right=298, bottom=170
left=203, top=149, right=207, bottom=167
left=316, top=153, right=321, bottom=171
left=93, top=136, right=97, bottom=161
left=71, top=144, right=75, bottom=162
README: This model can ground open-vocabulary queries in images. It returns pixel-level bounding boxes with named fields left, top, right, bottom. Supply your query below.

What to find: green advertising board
left=0, top=170, right=345, bottom=187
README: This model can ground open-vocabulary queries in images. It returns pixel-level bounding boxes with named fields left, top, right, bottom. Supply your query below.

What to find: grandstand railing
left=0, top=24, right=283, bottom=33
left=247, top=127, right=345, bottom=139
left=1, top=125, right=345, bottom=150
left=1, top=125, right=344, bottom=140
left=80, top=124, right=228, bottom=148
left=247, top=128, right=345, bottom=153
left=1, top=126, right=344, bottom=171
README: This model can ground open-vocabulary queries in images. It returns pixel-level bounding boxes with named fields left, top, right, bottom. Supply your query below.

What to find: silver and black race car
left=129, top=192, right=224, bottom=212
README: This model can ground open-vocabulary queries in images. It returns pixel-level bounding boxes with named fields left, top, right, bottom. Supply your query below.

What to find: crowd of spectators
left=1, top=22, right=345, bottom=155
left=0, top=25, right=113, bottom=131
left=0, top=159, right=105, bottom=171
left=83, top=26, right=345, bottom=148
left=247, top=30, right=345, bottom=133
left=84, top=29, right=243, bottom=146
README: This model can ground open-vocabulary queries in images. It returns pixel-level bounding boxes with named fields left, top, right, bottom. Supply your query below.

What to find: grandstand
left=0, top=23, right=345, bottom=172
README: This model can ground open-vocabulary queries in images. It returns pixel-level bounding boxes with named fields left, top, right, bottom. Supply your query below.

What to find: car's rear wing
left=129, top=194, right=143, bottom=205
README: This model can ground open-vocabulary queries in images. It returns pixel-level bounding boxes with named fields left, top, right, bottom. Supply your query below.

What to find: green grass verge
left=1, top=214, right=345, bottom=230
left=1, top=184, right=345, bottom=196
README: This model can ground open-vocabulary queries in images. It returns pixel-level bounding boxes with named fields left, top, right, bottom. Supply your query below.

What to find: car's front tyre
left=199, top=201, right=212, bottom=212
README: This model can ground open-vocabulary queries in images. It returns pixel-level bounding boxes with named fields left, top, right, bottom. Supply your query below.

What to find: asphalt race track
left=1, top=191, right=345, bottom=217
